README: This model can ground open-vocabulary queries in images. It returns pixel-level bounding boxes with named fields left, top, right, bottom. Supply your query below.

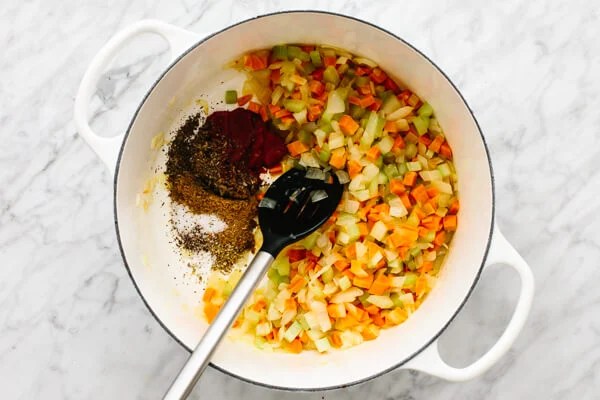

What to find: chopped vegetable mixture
left=203, top=44, right=459, bottom=353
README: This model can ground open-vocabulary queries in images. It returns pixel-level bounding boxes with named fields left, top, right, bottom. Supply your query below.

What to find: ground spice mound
left=165, top=110, right=285, bottom=272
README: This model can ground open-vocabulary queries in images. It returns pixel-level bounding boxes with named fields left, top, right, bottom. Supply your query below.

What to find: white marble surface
left=1, top=0, right=599, bottom=398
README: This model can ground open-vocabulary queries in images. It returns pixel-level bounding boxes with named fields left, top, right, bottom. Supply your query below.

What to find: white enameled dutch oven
left=74, top=11, right=535, bottom=390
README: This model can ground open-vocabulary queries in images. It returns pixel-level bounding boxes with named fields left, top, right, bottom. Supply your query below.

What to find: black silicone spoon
left=164, top=167, right=343, bottom=400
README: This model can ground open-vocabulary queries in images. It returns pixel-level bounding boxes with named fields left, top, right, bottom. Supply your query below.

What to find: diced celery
left=224, top=90, right=237, bottom=104
left=303, top=231, right=320, bottom=250
left=403, top=273, right=418, bottom=288
left=431, top=180, right=453, bottom=194
left=437, top=163, right=451, bottom=178
left=222, top=281, right=233, bottom=297
left=284, top=321, right=303, bottom=342
left=420, top=230, right=436, bottom=243
left=361, top=111, right=384, bottom=149
left=345, top=223, right=361, bottom=242
left=288, top=46, right=310, bottom=61
left=363, top=163, right=380, bottom=181
left=352, top=189, right=370, bottom=202
left=323, top=66, right=340, bottom=85
left=298, top=314, right=311, bottom=330
left=281, top=61, right=296, bottom=74
left=283, top=99, right=306, bottom=113
left=254, top=336, right=267, bottom=349
left=377, top=172, right=388, bottom=185
left=383, top=164, right=399, bottom=179
left=381, top=94, right=402, bottom=115
left=397, top=162, right=408, bottom=175
left=412, top=116, right=430, bottom=135
left=350, top=104, right=366, bottom=120
left=406, top=211, right=420, bottom=227
left=370, top=220, right=388, bottom=241
left=319, top=146, right=331, bottom=163
left=315, top=337, right=331, bottom=353
left=367, top=295, right=394, bottom=309
left=406, top=161, right=422, bottom=172
left=368, top=178, right=379, bottom=198
left=374, top=156, right=384, bottom=169
left=276, top=257, right=290, bottom=277
left=391, top=293, right=403, bottom=307
left=267, top=268, right=284, bottom=285
left=272, top=45, right=288, bottom=60
left=338, top=275, right=352, bottom=291
left=418, top=102, right=433, bottom=117
left=419, top=170, right=442, bottom=182
left=377, top=135, right=395, bottom=154
left=405, top=142, right=417, bottom=159
left=322, top=267, right=334, bottom=283
left=245, top=309, right=262, bottom=324
left=310, top=50, right=322, bottom=66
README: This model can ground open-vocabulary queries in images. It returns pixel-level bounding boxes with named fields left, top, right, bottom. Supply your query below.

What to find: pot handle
left=74, top=20, right=202, bottom=174
left=404, top=225, right=535, bottom=381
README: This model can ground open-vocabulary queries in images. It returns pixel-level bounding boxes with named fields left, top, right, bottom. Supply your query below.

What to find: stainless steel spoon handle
left=163, top=250, right=274, bottom=400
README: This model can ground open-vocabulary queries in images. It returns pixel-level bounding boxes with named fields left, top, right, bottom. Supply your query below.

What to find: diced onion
left=311, top=190, right=329, bottom=203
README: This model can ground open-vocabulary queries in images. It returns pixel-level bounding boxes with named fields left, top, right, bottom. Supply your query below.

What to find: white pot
left=74, top=11, right=534, bottom=390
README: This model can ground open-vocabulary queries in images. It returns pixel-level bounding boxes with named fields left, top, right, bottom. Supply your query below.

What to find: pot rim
left=113, top=9, right=495, bottom=391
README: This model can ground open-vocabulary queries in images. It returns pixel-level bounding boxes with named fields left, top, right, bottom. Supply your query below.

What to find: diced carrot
left=384, top=120, right=399, bottom=133
left=308, top=80, right=325, bottom=96
left=384, top=77, right=400, bottom=93
left=449, top=199, right=460, bottom=214
left=341, top=269, right=355, bottom=281
left=290, top=91, right=302, bottom=100
left=400, top=193, right=412, bottom=209
left=350, top=260, right=368, bottom=277
left=419, top=135, right=432, bottom=146
left=364, top=304, right=380, bottom=315
left=269, top=164, right=283, bottom=174
left=346, top=303, right=365, bottom=320
left=289, top=275, right=307, bottom=293
left=329, top=148, right=347, bottom=169
left=440, top=142, right=453, bottom=159
left=328, top=230, right=337, bottom=244
left=433, top=230, right=446, bottom=246
left=355, top=66, right=372, bottom=76
left=236, top=94, right=252, bottom=106
left=330, top=331, right=343, bottom=348
left=361, top=324, right=380, bottom=340
left=415, top=275, right=429, bottom=297
left=335, top=315, right=360, bottom=330
left=443, top=215, right=457, bottom=231
left=359, top=94, right=375, bottom=107
left=284, top=298, right=297, bottom=313
left=419, top=261, right=433, bottom=274
left=421, top=215, right=442, bottom=231
left=388, top=226, right=419, bottom=248
left=390, top=179, right=406, bottom=195
left=308, top=104, right=323, bottom=121
left=372, top=313, right=385, bottom=327
left=368, top=275, right=391, bottom=295
left=288, top=338, right=303, bottom=353
left=259, top=105, right=268, bottom=122
left=347, top=159, right=363, bottom=179
left=349, top=95, right=362, bottom=106
left=270, top=68, right=281, bottom=84
left=369, top=67, right=387, bottom=84
left=368, top=97, right=382, bottom=111
left=247, top=101, right=261, bottom=114
left=392, top=135, right=406, bottom=151
left=324, top=56, right=337, bottom=66
left=426, top=187, right=439, bottom=198
left=344, top=243, right=357, bottom=259
left=429, top=135, right=445, bottom=152
left=204, top=302, right=220, bottom=323
left=252, top=298, right=267, bottom=312
left=327, top=303, right=347, bottom=318
left=398, top=89, right=412, bottom=102
left=366, top=146, right=381, bottom=162
left=339, top=115, right=359, bottom=135
left=366, top=241, right=383, bottom=258
left=334, top=259, right=350, bottom=271
left=256, top=191, right=265, bottom=201
left=268, top=104, right=281, bottom=115
left=202, top=287, right=216, bottom=302
left=358, top=222, right=369, bottom=237
left=403, top=171, right=417, bottom=187
left=287, top=140, right=310, bottom=157
left=413, top=206, right=426, bottom=220
left=411, top=184, right=429, bottom=204
left=353, top=274, right=374, bottom=289
left=287, top=248, right=306, bottom=263
left=311, top=67, right=324, bottom=81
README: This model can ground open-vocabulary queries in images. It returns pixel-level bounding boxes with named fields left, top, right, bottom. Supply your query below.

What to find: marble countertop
left=2, top=0, right=599, bottom=398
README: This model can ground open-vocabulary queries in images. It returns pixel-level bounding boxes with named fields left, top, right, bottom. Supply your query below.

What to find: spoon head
left=258, top=168, right=344, bottom=256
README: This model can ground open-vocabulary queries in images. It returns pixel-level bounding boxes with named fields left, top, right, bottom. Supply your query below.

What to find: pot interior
left=115, top=11, right=494, bottom=389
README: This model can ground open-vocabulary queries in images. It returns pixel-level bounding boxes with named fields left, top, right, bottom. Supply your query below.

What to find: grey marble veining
left=1, top=0, right=599, bottom=399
